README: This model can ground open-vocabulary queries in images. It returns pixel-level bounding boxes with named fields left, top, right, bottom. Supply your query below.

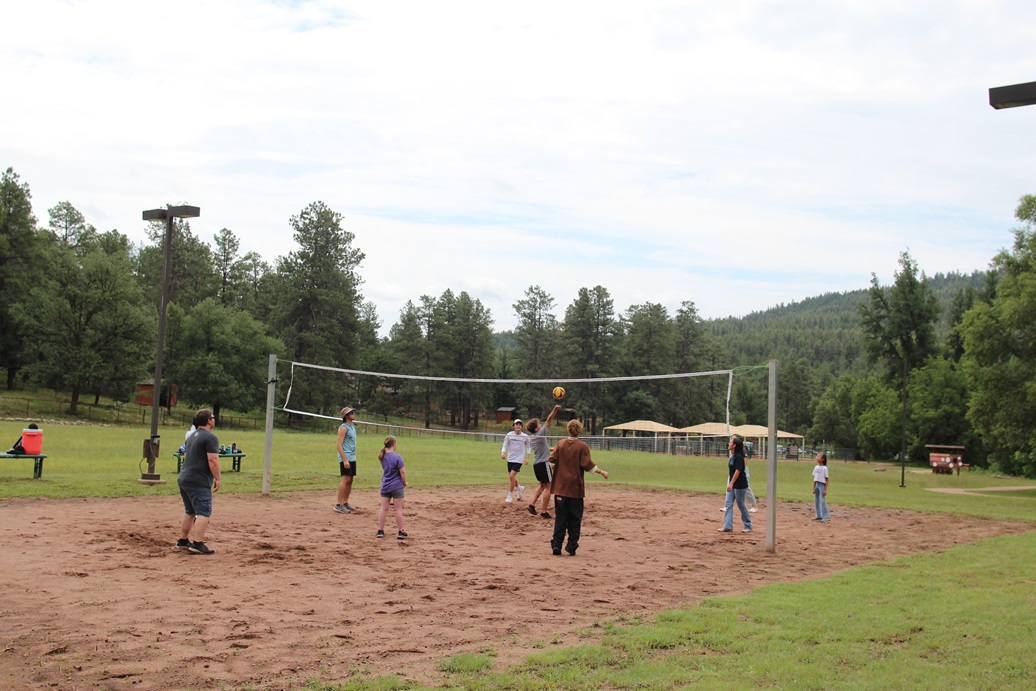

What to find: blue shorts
left=179, top=483, right=213, bottom=517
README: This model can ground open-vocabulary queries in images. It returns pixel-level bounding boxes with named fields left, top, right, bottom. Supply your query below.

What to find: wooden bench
left=0, top=453, right=47, bottom=479
left=173, top=451, right=246, bottom=473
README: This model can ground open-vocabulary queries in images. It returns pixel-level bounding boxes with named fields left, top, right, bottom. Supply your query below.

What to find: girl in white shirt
left=812, top=453, right=830, bottom=522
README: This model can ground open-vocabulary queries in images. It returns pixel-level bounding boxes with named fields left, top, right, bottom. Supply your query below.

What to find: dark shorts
left=507, top=462, right=523, bottom=474
left=340, top=460, right=357, bottom=477
left=381, top=487, right=405, bottom=499
left=179, top=483, right=213, bottom=518
left=533, top=462, right=552, bottom=485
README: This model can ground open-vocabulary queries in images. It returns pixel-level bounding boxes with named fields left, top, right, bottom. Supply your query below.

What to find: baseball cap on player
left=513, top=419, right=523, bottom=425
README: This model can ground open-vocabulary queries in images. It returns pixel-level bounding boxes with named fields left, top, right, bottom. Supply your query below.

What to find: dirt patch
left=0, top=486, right=1030, bottom=689
left=927, top=485, right=1036, bottom=497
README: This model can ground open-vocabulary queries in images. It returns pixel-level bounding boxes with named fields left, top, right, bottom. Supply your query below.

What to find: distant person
left=526, top=405, right=562, bottom=519
left=179, top=422, right=197, bottom=454
left=176, top=409, right=221, bottom=555
left=745, top=464, right=759, bottom=513
left=6, top=423, right=38, bottom=454
left=335, top=407, right=358, bottom=514
left=500, top=419, right=530, bottom=503
left=548, top=419, right=609, bottom=556
left=719, top=436, right=752, bottom=533
left=376, top=435, right=408, bottom=539
left=812, top=452, right=830, bottom=523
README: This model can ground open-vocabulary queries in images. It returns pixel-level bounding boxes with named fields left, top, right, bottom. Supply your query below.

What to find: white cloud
left=2, top=0, right=1034, bottom=336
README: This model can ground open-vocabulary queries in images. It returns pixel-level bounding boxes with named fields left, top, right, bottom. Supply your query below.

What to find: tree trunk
left=68, top=385, right=81, bottom=415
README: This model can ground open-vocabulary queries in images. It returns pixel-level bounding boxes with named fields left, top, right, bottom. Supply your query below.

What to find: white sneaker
left=749, top=507, right=758, bottom=513
left=505, top=493, right=513, bottom=503
left=516, top=485, right=525, bottom=500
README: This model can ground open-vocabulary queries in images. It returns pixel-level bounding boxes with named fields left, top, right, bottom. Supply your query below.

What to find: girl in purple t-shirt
left=377, top=435, right=408, bottom=540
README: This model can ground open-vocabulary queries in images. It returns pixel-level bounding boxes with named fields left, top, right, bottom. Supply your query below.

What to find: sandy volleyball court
left=0, top=486, right=1029, bottom=689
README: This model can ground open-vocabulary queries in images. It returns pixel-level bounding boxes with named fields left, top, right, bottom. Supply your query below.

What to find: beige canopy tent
left=730, top=424, right=805, bottom=458
left=675, top=423, right=806, bottom=457
left=603, top=420, right=680, bottom=454
left=603, top=420, right=680, bottom=435
left=678, top=422, right=734, bottom=456
left=678, top=422, right=732, bottom=435
left=730, top=424, right=805, bottom=440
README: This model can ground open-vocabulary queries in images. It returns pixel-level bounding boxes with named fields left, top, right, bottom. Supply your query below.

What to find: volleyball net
left=278, top=358, right=739, bottom=447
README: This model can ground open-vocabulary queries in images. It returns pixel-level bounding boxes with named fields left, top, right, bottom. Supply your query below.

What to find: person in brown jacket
left=548, top=418, right=608, bottom=556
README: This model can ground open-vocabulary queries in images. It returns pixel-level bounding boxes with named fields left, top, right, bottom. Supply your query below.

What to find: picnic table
left=0, top=452, right=47, bottom=479
left=173, top=451, right=246, bottom=473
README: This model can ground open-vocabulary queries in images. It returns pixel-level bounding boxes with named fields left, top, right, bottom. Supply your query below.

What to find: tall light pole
left=139, top=205, right=200, bottom=484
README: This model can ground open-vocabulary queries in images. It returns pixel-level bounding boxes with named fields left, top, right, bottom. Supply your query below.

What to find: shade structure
left=602, top=419, right=680, bottom=454
left=603, top=420, right=680, bottom=435
left=730, top=424, right=804, bottom=440
left=678, top=422, right=732, bottom=435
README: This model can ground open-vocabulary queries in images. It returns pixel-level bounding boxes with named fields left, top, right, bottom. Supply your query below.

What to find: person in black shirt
left=719, top=436, right=752, bottom=533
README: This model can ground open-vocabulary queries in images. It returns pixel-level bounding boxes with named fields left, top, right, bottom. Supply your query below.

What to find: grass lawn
left=2, top=421, right=1034, bottom=522
left=3, top=420, right=1035, bottom=689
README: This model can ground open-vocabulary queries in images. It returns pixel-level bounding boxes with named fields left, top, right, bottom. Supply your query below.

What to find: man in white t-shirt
left=500, top=419, right=531, bottom=503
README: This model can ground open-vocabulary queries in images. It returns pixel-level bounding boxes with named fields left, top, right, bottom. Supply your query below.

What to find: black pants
left=552, top=496, right=584, bottom=554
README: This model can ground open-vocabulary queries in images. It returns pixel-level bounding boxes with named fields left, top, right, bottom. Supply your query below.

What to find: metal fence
left=2, top=395, right=865, bottom=461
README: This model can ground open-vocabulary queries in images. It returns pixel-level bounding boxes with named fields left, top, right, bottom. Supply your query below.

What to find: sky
left=3, top=1, right=1035, bottom=336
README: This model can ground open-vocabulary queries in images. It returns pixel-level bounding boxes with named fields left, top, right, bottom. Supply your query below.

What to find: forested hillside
left=705, top=270, right=989, bottom=374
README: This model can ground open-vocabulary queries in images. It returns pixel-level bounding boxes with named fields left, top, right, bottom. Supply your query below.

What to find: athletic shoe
left=539, top=512, right=552, bottom=520
left=505, top=493, right=513, bottom=503
left=376, top=530, right=385, bottom=538
left=188, top=541, right=214, bottom=555
left=516, top=485, right=525, bottom=500
left=334, top=504, right=350, bottom=513
left=552, top=548, right=562, bottom=556
left=397, top=531, right=408, bottom=540
left=749, top=507, right=758, bottom=513
left=821, top=519, right=830, bottom=523
left=175, top=538, right=191, bottom=549
left=742, top=528, right=752, bottom=533
left=812, top=517, right=822, bottom=521
left=717, top=528, right=733, bottom=532
left=343, top=503, right=355, bottom=512
left=565, top=548, right=577, bottom=556
left=527, top=504, right=537, bottom=515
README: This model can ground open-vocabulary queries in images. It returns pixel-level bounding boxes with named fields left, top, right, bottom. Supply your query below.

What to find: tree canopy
left=4, top=165, right=1036, bottom=477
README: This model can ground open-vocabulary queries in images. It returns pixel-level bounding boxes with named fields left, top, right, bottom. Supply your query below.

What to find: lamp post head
left=142, top=206, right=201, bottom=221
left=989, top=81, right=1036, bottom=109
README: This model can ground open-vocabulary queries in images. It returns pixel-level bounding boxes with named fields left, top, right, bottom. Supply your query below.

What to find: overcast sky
left=4, top=1, right=1035, bottom=336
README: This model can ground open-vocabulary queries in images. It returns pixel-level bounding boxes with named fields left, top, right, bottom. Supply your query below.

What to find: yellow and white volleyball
left=552, top=386, right=566, bottom=400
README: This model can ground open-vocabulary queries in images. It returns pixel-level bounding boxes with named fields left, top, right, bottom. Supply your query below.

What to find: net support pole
left=262, top=354, right=277, bottom=496
left=765, top=359, right=778, bottom=553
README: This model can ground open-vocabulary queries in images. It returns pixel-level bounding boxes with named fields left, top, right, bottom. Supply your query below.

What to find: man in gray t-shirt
left=176, top=408, right=221, bottom=555
left=525, top=404, right=562, bottom=519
